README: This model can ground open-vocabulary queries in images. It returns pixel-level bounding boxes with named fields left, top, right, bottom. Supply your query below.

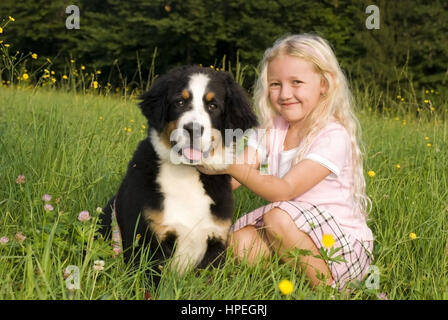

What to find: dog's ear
left=223, top=73, right=258, bottom=131
left=139, top=75, right=170, bottom=132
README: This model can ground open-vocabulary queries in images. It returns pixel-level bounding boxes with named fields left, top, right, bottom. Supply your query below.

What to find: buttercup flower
left=278, top=279, right=294, bottom=295
left=78, top=210, right=90, bottom=222
left=0, top=27, right=3, bottom=34
left=31, top=53, right=38, bottom=59
left=322, top=234, right=335, bottom=249
left=409, top=232, right=417, bottom=240
left=368, top=170, right=376, bottom=177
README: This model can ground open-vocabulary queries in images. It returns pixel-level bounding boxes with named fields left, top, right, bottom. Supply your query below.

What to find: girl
left=199, top=34, right=374, bottom=290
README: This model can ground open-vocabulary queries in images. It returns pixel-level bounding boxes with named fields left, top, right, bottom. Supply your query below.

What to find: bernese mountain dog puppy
left=100, top=65, right=257, bottom=284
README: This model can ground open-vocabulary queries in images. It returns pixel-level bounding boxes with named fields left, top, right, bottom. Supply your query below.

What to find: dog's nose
left=183, top=122, right=204, bottom=139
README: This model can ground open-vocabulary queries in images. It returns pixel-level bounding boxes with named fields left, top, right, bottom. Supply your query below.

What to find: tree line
left=1, top=0, right=447, bottom=93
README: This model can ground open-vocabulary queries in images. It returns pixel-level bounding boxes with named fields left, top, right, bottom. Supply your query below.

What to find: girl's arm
left=227, top=159, right=331, bottom=202
left=229, top=145, right=261, bottom=191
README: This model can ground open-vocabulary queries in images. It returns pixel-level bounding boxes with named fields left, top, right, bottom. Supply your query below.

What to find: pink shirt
left=248, top=116, right=373, bottom=241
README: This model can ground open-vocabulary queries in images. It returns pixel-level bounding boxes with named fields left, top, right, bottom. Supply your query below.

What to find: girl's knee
left=229, top=226, right=269, bottom=261
left=262, top=207, right=294, bottom=236
left=230, top=226, right=257, bottom=249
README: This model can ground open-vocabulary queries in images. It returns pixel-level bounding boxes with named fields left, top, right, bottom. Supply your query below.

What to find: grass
left=0, top=85, right=447, bottom=300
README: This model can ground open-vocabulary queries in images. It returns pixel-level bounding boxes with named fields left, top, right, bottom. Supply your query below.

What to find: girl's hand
left=196, top=165, right=228, bottom=175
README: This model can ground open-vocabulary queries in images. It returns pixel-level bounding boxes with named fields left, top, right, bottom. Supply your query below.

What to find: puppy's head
left=139, top=65, right=258, bottom=165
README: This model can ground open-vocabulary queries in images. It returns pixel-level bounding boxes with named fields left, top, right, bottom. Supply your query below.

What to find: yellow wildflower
left=278, top=280, right=294, bottom=295
left=93, top=81, right=98, bottom=89
left=9, top=16, right=15, bottom=22
left=4, top=44, right=10, bottom=48
left=0, top=27, right=3, bottom=34
left=322, top=234, right=335, bottom=249
left=427, top=143, right=431, bottom=148
left=368, top=170, right=376, bottom=177
left=22, top=73, right=29, bottom=80
left=31, top=53, right=38, bottom=59
left=62, top=75, right=68, bottom=80
left=409, top=232, right=417, bottom=240
left=81, top=65, right=85, bottom=70
left=395, top=164, right=401, bottom=169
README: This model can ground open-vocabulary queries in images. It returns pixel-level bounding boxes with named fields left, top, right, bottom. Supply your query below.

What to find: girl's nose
left=279, top=84, right=293, bottom=100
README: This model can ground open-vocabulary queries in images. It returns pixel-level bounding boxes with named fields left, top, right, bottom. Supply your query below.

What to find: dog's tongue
left=183, top=147, right=202, bottom=161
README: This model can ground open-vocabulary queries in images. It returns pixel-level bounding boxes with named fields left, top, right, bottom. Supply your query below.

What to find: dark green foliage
left=0, top=0, right=447, bottom=93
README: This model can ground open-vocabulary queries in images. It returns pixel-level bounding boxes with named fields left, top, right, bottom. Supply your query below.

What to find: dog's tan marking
left=205, top=91, right=215, bottom=102
left=160, top=120, right=178, bottom=149
left=144, top=209, right=170, bottom=240
left=181, top=89, right=190, bottom=100
left=210, top=217, right=232, bottom=243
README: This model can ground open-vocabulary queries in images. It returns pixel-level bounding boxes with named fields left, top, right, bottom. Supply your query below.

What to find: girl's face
left=267, top=54, right=326, bottom=128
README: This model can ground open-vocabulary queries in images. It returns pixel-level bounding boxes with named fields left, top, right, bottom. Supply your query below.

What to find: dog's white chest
left=156, top=162, right=226, bottom=273
left=157, top=162, right=214, bottom=229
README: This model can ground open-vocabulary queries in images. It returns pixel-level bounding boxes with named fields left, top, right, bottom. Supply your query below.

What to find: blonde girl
left=199, top=34, right=374, bottom=290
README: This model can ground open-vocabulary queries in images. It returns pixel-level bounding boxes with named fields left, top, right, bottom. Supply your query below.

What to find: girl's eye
left=269, top=82, right=280, bottom=88
left=175, top=99, right=185, bottom=107
left=292, top=80, right=303, bottom=85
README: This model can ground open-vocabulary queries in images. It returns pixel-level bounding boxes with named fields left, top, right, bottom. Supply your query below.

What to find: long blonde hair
left=253, top=33, right=371, bottom=216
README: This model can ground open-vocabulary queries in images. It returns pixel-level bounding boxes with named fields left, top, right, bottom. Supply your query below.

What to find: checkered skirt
left=230, top=201, right=374, bottom=290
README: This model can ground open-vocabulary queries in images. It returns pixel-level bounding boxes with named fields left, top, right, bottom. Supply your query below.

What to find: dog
left=99, top=65, right=258, bottom=285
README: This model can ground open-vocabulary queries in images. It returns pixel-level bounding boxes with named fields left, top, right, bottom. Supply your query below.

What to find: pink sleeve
left=303, top=124, right=350, bottom=176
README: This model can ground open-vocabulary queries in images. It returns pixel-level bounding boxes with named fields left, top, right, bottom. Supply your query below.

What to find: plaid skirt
left=230, top=201, right=374, bottom=290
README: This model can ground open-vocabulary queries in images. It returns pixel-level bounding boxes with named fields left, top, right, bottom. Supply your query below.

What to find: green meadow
left=0, top=85, right=447, bottom=300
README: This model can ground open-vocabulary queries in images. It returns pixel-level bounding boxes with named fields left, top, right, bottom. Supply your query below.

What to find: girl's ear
left=320, top=74, right=330, bottom=97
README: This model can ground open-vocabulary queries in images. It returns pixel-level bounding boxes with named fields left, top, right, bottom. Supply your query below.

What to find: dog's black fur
left=99, top=65, right=257, bottom=285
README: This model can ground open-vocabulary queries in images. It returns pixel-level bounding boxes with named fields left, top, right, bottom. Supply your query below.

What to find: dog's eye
left=175, top=99, right=185, bottom=107
left=208, top=103, right=218, bottom=111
